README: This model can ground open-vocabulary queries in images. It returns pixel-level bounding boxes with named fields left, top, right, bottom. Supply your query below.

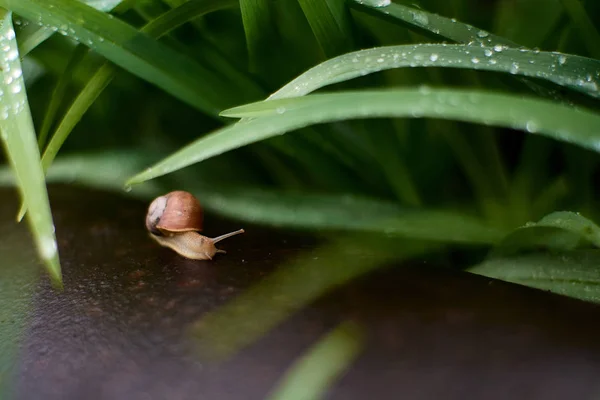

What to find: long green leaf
left=490, top=211, right=600, bottom=256
left=266, top=321, right=363, bottom=400
left=559, top=0, right=600, bottom=59
left=298, top=0, right=354, bottom=58
left=1, top=0, right=252, bottom=114
left=469, top=250, right=600, bottom=304
left=127, top=89, right=600, bottom=185
left=195, top=188, right=505, bottom=244
left=267, top=44, right=600, bottom=100
left=240, top=0, right=278, bottom=72
left=37, top=44, right=89, bottom=150
left=349, top=0, right=518, bottom=47
left=0, top=10, right=61, bottom=283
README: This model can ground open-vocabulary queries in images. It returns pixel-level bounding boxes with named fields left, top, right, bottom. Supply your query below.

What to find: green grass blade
left=1, top=0, right=251, bottom=115
left=37, top=44, right=89, bottom=150
left=195, top=188, right=505, bottom=244
left=490, top=211, right=600, bottom=257
left=298, top=0, right=354, bottom=58
left=559, top=0, right=600, bottom=59
left=142, top=0, right=237, bottom=37
left=126, top=88, right=600, bottom=185
left=349, top=0, right=518, bottom=47
left=0, top=10, right=61, bottom=284
left=192, top=237, right=436, bottom=359
left=16, top=0, right=125, bottom=57
left=266, top=321, right=363, bottom=400
left=240, top=0, right=278, bottom=72
left=469, top=249, right=600, bottom=304
left=267, top=44, right=600, bottom=100
left=16, top=25, right=53, bottom=57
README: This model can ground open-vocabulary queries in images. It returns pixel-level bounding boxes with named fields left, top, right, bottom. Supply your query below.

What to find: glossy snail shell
left=145, top=190, right=203, bottom=236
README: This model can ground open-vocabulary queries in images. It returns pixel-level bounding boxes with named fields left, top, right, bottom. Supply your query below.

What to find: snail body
left=146, top=191, right=244, bottom=260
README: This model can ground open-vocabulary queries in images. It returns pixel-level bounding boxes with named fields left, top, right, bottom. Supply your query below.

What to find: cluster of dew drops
left=0, top=26, right=26, bottom=131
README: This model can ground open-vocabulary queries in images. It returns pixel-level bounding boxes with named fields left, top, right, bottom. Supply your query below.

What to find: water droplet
left=477, top=30, right=489, bottom=38
left=410, top=11, right=429, bottom=25
left=124, top=185, right=132, bottom=193
left=526, top=120, right=538, bottom=133
left=489, top=59, right=497, bottom=65
left=429, top=53, right=438, bottom=62
left=484, top=49, right=493, bottom=57
left=510, top=62, right=519, bottom=74
left=558, top=55, right=567, bottom=65
left=377, top=57, right=384, bottom=63
left=357, top=0, right=391, bottom=6
left=4, top=75, right=12, bottom=85
left=11, top=84, right=21, bottom=94
left=418, top=85, right=432, bottom=95
left=6, top=29, right=15, bottom=40
left=493, top=44, right=504, bottom=52
left=276, top=106, right=286, bottom=114
left=7, top=49, right=18, bottom=61
left=40, top=237, right=57, bottom=259
left=471, top=57, right=480, bottom=64
left=11, top=68, right=21, bottom=79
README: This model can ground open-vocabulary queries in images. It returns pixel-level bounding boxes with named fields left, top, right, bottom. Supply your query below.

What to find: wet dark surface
left=3, top=186, right=600, bottom=400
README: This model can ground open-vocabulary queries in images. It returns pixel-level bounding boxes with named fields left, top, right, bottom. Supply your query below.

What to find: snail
left=146, top=191, right=244, bottom=260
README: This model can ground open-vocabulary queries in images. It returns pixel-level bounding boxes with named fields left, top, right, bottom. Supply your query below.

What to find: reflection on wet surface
left=2, top=187, right=600, bottom=400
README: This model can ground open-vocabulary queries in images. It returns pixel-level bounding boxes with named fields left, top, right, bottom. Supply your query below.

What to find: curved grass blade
left=490, top=211, right=600, bottom=257
left=196, top=188, right=505, bottom=244
left=240, top=0, right=278, bottom=72
left=469, top=250, right=600, bottom=304
left=349, top=0, right=518, bottom=47
left=559, top=0, right=600, bottom=59
left=266, top=321, right=363, bottom=400
left=16, top=0, right=125, bottom=57
left=142, top=0, right=237, bottom=37
left=267, top=44, right=600, bottom=101
left=126, top=88, right=600, bottom=185
left=191, top=236, right=436, bottom=359
left=37, top=44, right=89, bottom=150
left=0, top=10, right=61, bottom=284
left=298, top=0, right=354, bottom=58
left=1, top=0, right=251, bottom=115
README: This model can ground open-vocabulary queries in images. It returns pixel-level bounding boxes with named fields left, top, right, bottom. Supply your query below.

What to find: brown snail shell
left=146, top=190, right=203, bottom=236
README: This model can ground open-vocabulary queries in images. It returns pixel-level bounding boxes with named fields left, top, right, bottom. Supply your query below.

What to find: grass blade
left=195, top=188, right=505, bottom=244
left=469, top=250, right=600, bottom=304
left=126, top=88, right=600, bottom=185
left=266, top=321, right=363, bottom=400
left=1, top=0, right=255, bottom=115
left=267, top=44, right=600, bottom=100
left=0, top=10, right=61, bottom=284
left=349, top=0, right=518, bottom=47
left=559, top=0, right=600, bottom=59
left=298, top=0, right=354, bottom=58
left=37, top=44, right=89, bottom=150
left=240, top=0, right=278, bottom=72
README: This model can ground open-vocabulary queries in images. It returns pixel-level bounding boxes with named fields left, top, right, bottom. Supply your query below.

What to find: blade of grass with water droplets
left=126, top=88, right=600, bottom=185
left=1, top=0, right=250, bottom=114
left=350, top=0, right=517, bottom=47
left=469, top=250, right=600, bottom=304
left=0, top=9, right=61, bottom=284
left=266, top=44, right=600, bottom=101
